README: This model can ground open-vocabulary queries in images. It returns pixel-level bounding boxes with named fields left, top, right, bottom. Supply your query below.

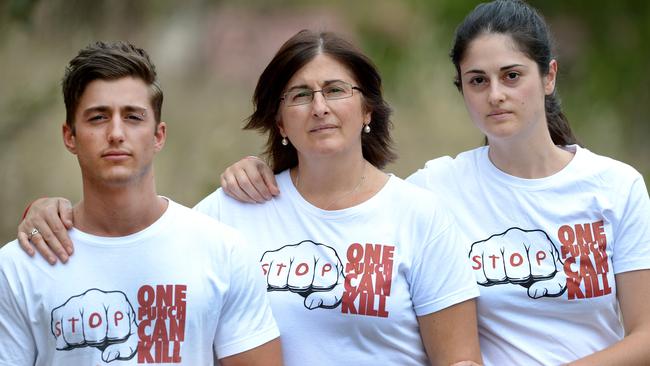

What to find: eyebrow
left=285, top=79, right=347, bottom=92
left=82, top=105, right=148, bottom=115
left=463, top=64, right=527, bottom=75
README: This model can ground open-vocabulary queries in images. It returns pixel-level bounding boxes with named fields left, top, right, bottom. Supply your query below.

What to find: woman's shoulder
left=572, top=145, right=644, bottom=183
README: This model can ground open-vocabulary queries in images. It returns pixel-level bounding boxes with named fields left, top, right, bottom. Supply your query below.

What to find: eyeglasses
left=280, top=81, right=362, bottom=106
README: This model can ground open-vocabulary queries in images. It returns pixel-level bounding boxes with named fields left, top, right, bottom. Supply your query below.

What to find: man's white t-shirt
left=0, top=200, right=279, bottom=366
left=408, top=145, right=650, bottom=366
left=195, top=171, right=479, bottom=366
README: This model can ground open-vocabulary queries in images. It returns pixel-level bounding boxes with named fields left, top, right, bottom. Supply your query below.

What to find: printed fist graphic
left=51, top=288, right=138, bottom=362
left=261, top=240, right=345, bottom=310
left=469, top=227, right=567, bottom=299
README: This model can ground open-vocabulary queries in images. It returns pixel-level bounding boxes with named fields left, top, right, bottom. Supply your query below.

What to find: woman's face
left=459, top=33, right=557, bottom=145
left=277, top=54, right=370, bottom=162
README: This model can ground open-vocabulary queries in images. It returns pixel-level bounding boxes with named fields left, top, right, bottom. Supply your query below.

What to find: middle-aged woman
left=18, top=1, right=650, bottom=365
left=158, top=1, right=650, bottom=365
left=17, top=31, right=482, bottom=365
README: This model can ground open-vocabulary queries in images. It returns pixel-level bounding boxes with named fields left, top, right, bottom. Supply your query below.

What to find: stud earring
left=281, top=137, right=289, bottom=146
left=363, top=124, right=371, bottom=133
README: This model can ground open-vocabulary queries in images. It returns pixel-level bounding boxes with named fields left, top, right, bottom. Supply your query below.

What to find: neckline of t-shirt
left=69, top=197, right=175, bottom=247
left=479, top=144, right=582, bottom=190
left=278, top=169, right=395, bottom=219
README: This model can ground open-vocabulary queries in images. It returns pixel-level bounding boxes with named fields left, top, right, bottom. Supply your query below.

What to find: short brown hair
left=62, top=41, right=163, bottom=131
left=245, top=30, right=396, bottom=173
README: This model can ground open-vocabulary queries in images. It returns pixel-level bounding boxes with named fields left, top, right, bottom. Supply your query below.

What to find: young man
left=0, top=41, right=282, bottom=366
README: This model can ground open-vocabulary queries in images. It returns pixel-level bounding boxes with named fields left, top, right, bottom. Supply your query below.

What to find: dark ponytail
left=451, top=0, right=579, bottom=146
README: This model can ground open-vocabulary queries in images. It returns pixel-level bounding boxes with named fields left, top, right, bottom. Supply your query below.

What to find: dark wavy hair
left=62, top=41, right=163, bottom=132
left=450, top=0, right=579, bottom=146
left=245, top=30, right=396, bottom=173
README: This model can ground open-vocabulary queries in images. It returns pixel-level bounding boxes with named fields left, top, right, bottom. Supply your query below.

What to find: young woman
left=17, top=31, right=482, bottom=365
left=147, top=1, right=650, bottom=364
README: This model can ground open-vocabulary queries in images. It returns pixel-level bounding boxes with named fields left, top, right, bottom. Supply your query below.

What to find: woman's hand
left=17, top=197, right=74, bottom=264
left=220, top=156, right=279, bottom=203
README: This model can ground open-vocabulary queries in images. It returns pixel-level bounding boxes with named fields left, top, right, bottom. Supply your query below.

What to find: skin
left=19, top=55, right=482, bottom=365
left=19, top=76, right=283, bottom=365
left=163, top=33, right=650, bottom=364
left=458, top=33, right=573, bottom=179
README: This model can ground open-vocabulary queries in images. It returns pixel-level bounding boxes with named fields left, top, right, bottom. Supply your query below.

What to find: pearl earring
left=363, top=124, right=371, bottom=133
left=281, top=137, right=289, bottom=146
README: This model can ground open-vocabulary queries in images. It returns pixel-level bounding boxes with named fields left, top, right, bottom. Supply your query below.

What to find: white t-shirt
left=195, top=171, right=479, bottom=366
left=407, top=145, right=650, bottom=366
left=0, top=200, right=279, bottom=366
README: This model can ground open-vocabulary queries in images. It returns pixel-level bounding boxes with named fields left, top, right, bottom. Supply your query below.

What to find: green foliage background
left=0, top=0, right=648, bottom=244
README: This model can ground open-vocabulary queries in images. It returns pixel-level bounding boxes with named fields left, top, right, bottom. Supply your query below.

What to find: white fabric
left=407, top=145, right=650, bottom=366
left=0, top=200, right=278, bottom=366
left=195, top=172, right=479, bottom=366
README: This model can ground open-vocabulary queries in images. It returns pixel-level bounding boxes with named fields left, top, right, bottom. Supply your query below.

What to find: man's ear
left=544, top=59, right=558, bottom=95
left=153, top=121, right=167, bottom=153
left=62, top=123, right=77, bottom=154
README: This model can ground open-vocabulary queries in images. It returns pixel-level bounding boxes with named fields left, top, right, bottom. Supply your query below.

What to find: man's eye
left=126, top=114, right=144, bottom=121
left=88, top=115, right=106, bottom=121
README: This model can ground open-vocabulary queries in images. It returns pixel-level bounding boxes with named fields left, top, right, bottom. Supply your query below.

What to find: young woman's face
left=277, top=54, right=370, bottom=162
left=459, top=33, right=557, bottom=145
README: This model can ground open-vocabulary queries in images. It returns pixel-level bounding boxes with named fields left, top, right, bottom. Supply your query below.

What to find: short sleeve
left=406, top=156, right=454, bottom=191
left=193, top=190, right=222, bottom=220
left=408, top=211, right=479, bottom=316
left=213, top=236, right=279, bottom=358
left=0, top=243, right=37, bottom=366
left=612, top=175, right=650, bottom=273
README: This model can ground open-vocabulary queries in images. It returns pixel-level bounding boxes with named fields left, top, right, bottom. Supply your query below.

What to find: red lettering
left=114, top=311, right=124, bottom=327
left=575, top=223, right=594, bottom=246
left=169, top=317, right=186, bottom=342
left=137, top=340, right=154, bottom=363
left=138, top=318, right=152, bottom=341
left=344, top=273, right=358, bottom=292
left=489, top=254, right=500, bottom=269
left=275, top=263, right=287, bottom=276
left=68, top=317, right=79, bottom=333
left=377, top=295, right=389, bottom=318
left=156, top=285, right=174, bottom=307
left=341, top=289, right=358, bottom=314
left=472, top=255, right=482, bottom=270
left=138, top=285, right=155, bottom=307
left=382, top=246, right=395, bottom=265
left=174, top=285, right=187, bottom=306
left=345, top=262, right=362, bottom=274
left=536, top=251, right=546, bottom=266
left=375, top=271, right=391, bottom=296
left=54, top=321, right=61, bottom=337
left=295, top=263, right=309, bottom=276
left=152, top=319, right=169, bottom=342
left=564, top=257, right=584, bottom=300
left=321, top=263, right=332, bottom=277
left=357, top=274, right=374, bottom=293
left=89, top=312, right=102, bottom=328
left=347, top=243, right=363, bottom=263
left=261, top=263, right=269, bottom=276
left=510, top=253, right=523, bottom=267
left=558, top=225, right=575, bottom=247
left=593, top=220, right=606, bottom=246
left=364, top=244, right=382, bottom=265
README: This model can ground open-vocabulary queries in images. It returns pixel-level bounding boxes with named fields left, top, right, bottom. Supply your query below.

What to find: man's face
left=63, top=77, right=166, bottom=188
